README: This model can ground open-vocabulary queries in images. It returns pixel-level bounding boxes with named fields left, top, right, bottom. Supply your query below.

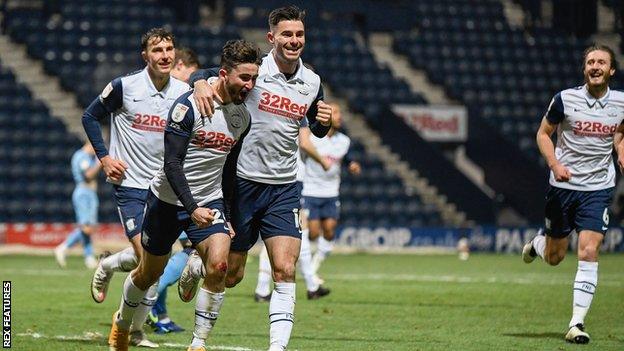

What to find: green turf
left=1, top=253, right=623, bottom=350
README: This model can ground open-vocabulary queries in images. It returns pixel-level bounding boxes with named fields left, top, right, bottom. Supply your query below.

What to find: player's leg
left=81, top=189, right=99, bottom=268
left=307, top=219, right=322, bottom=241
left=298, top=208, right=329, bottom=299
left=254, top=245, right=273, bottom=301
left=109, top=249, right=167, bottom=350
left=265, top=235, right=300, bottom=351
left=109, top=192, right=180, bottom=350
left=311, top=198, right=339, bottom=275
left=187, top=216, right=231, bottom=351
left=523, top=186, right=571, bottom=265
left=564, top=229, right=602, bottom=344
left=565, top=188, right=612, bottom=344
left=92, top=186, right=146, bottom=303
left=56, top=187, right=94, bottom=267
left=151, top=247, right=191, bottom=333
left=312, top=218, right=337, bottom=270
left=260, top=181, right=303, bottom=351
left=81, top=224, right=97, bottom=269
left=178, top=177, right=259, bottom=301
left=54, top=227, right=82, bottom=268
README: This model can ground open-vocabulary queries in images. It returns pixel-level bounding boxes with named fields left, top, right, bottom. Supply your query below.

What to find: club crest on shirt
left=172, top=103, right=189, bottom=122
left=230, top=113, right=243, bottom=128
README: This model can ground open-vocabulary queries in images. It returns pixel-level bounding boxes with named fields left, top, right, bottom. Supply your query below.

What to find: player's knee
left=323, top=230, right=335, bottom=241
left=225, top=269, right=244, bottom=288
left=206, top=261, right=228, bottom=281
left=308, top=227, right=321, bottom=240
left=272, top=263, right=296, bottom=282
left=578, top=246, right=599, bottom=261
left=544, top=251, right=565, bottom=266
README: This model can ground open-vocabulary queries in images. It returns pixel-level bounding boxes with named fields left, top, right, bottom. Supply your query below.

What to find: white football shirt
left=100, top=67, right=189, bottom=189
left=545, top=85, right=624, bottom=191
left=150, top=91, right=251, bottom=206
left=236, top=51, right=322, bottom=184
left=302, top=132, right=351, bottom=198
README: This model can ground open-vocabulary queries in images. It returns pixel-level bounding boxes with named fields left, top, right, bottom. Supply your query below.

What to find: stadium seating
left=393, top=1, right=624, bottom=165
left=1, top=2, right=443, bottom=227
left=0, top=59, right=88, bottom=222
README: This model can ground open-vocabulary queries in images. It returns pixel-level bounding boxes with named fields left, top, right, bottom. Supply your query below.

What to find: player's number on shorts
left=603, top=208, right=609, bottom=226
left=293, top=208, right=302, bottom=233
left=212, top=209, right=225, bottom=225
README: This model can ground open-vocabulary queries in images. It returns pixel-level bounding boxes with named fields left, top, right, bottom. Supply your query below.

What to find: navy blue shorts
left=114, top=185, right=148, bottom=239
left=141, top=191, right=230, bottom=256
left=302, top=196, right=340, bottom=220
left=230, top=177, right=301, bottom=252
left=544, top=186, right=614, bottom=238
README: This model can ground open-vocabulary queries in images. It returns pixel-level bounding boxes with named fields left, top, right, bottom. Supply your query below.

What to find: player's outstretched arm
left=536, top=117, right=570, bottom=182
left=299, top=127, right=330, bottom=170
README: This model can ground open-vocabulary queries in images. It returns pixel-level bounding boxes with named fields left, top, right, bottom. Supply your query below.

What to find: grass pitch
left=1, top=253, right=623, bottom=350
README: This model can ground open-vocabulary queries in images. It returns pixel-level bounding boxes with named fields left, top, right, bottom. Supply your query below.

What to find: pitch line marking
left=16, top=331, right=261, bottom=350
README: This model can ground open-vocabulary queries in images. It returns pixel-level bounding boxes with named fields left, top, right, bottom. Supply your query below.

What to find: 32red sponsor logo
left=259, top=92, right=308, bottom=120
left=192, top=131, right=237, bottom=151
left=132, top=113, right=166, bottom=132
left=572, top=121, right=618, bottom=136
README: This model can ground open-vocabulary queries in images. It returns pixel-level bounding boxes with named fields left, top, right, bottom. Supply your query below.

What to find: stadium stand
left=1, top=1, right=444, bottom=227
left=390, top=0, right=624, bottom=222
left=0, top=59, right=83, bottom=222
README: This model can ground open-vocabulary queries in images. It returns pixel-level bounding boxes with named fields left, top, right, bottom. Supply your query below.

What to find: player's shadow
left=502, top=332, right=562, bottom=340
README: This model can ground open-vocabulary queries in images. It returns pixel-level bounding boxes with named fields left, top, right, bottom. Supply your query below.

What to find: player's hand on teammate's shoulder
left=551, top=162, right=571, bottom=182
left=348, top=161, right=361, bottom=176
left=193, top=79, right=216, bottom=117
left=191, top=207, right=215, bottom=228
left=316, top=101, right=332, bottom=126
left=100, top=156, right=127, bottom=182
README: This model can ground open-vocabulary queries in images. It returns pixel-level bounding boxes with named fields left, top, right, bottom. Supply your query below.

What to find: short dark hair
left=220, top=40, right=262, bottom=72
left=583, top=44, right=617, bottom=71
left=141, top=27, right=175, bottom=51
left=268, top=5, right=306, bottom=29
left=175, top=47, right=199, bottom=68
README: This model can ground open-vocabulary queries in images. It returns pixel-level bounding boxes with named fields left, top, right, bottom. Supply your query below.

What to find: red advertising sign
left=3, top=223, right=125, bottom=247
left=392, top=105, right=468, bottom=142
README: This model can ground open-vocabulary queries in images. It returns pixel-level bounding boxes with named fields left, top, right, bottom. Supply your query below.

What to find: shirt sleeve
left=163, top=92, right=198, bottom=214
left=544, top=92, right=565, bottom=124
left=306, top=84, right=331, bottom=137
left=82, top=78, right=123, bottom=159
left=189, top=67, right=220, bottom=88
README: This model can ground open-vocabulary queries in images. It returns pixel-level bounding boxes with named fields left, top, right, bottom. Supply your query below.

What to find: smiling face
left=268, top=19, right=305, bottom=67
left=222, top=63, right=259, bottom=104
left=142, top=36, right=175, bottom=79
left=584, top=49, right=615, bottom=89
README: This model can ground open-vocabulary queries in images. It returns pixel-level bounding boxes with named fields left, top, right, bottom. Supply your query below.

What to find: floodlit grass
left=2, top=253, right=623, bottom=350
